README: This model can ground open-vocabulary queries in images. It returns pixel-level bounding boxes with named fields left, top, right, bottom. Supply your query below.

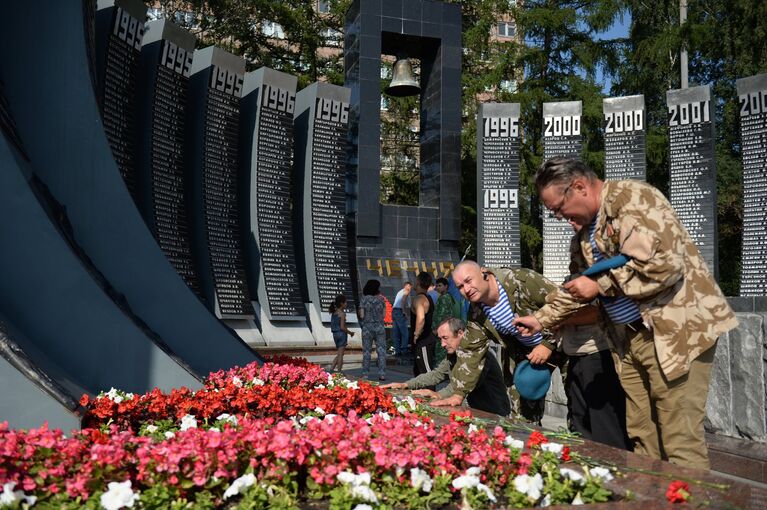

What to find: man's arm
left=405, top=359, right=450, bottom=389
left=600, top=196, right=685, bottom=301
left=412, top=295, right=427, bottom=339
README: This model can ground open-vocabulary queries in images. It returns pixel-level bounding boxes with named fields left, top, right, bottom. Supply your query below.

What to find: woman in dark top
left=328, top=295, right=354, bottom=372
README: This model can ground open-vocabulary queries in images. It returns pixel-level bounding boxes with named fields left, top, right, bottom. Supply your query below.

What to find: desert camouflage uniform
left=534, top=180, right=738, bottom=469
left=451, top=268, right=561, bottom=422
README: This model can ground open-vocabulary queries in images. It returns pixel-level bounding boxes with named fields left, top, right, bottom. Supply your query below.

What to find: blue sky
left=594, top=13, right=631, bottom=93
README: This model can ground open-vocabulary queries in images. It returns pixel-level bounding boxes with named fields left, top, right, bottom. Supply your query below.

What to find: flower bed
left=0, top=358, right=617, bottom=509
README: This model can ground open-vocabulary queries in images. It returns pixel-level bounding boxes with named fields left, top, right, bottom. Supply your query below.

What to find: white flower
left=467, top=424, right=479, bottom=434
left=452, top=467, right=482, bottom=489
left=100, top=480, right=138, bottom=510
left=231, top=376, right=243, bottom=387
left=512, top=473, right=543, bottom=501
left=377, top=412, right=391, bottom=421
left=223, top=473, right=256, bottom=500
left=145, top=424, right=158, bottom=433
left=540, top=493, right=552, bottom=507
left=1, top=482, right=37, bottom=507
left=164, top=431, right=175, bottom=439
left=353, top=505, right=373, bottom=510
left=314, top=407, right=326, bottom=416
left=105, top=387, right=123, bottom=403
left=179, top=414, right=197, bottom=431
left=216, top=413, right=238, bottom=426
left=572, top=493, right=585, bottom=505
left=337, top=471, right=377, bottom=503
left=540, top=442, right=563, bottom=455
left=410, top=468, right=433, bottom=492
left=559, top=467, right=585, bottom=484
left=337, top=472, right=357, bottom=485
left=588, top=466, right=614, bottom=482
left=209, top=427, right=220, bottom=433
left=476, top=483, right=497, bottom=502
left=404, top=396, right=416, bottom=410
left=323, top=414, right=337, bottom=423
left=347, top=380, right=359, bottom=390
left=124, top=393, right=134, bottom=401
left=251, top=377, right=265, bottom=386
left=350, top=485, right=378, bottom=503
left=299, top=415, right=318, bottom=426
left=504, top=436, right=525, bottom=450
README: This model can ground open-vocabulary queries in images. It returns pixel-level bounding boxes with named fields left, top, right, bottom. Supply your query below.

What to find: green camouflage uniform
left=534, top=180, right=738, bottom=469
left=451, top=268, right=560, bottom=422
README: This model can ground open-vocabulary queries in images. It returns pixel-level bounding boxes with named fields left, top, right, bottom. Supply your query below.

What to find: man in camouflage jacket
left=514, top=157, right=738, bottom=470
left=430, top=260, right=561, bottom=422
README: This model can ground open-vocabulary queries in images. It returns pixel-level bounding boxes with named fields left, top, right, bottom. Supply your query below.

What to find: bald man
left=430, top=261, right=561, bottom=423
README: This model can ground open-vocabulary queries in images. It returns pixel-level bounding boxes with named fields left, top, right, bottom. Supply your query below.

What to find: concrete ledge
left=708, top=433, right=767, bottom=485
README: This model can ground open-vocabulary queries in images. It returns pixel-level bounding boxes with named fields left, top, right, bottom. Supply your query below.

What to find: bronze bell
left=384, top=58, right=420, bottom=97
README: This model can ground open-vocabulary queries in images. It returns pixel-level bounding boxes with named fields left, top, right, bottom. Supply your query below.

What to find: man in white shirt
left=391, top=281, right=412, bottom=356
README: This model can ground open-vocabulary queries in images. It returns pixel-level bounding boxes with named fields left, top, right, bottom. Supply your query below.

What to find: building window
left=497, top=21, right=516, bottom=38
left=500, top=79, right=517, bottom=93
left=321, top=27, right=342, bottom=47
left=174, top=11, right=198, bottom=28
left=318, top=0, right=331, bottom=13
left=262, top=21, right=286, bottom=39
left=380, top=97, right=389, bottom=111
left=146, top=8, right=163, bottom=21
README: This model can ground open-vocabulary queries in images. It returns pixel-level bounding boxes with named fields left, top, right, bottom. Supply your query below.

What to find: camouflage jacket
left=535, top=180, right=738, bottom=381
left=450, top=268, right=556, bottom=398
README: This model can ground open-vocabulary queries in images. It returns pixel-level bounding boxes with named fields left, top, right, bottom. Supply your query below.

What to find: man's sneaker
left=378, top=375, right=386, bottom=381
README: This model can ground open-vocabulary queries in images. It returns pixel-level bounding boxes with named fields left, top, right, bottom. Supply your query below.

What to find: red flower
left=516, top=452, right=532, bottom=475
left=666, top=480, right=691, bottom=503
left=526, top=430, right=548, bottom=448
left=449, top=410, right=472, bottom=423
left=561, top=446, right=571, bottom=461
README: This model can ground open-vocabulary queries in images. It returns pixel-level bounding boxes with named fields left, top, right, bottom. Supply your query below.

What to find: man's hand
left=527, top=344, right=552, bottom=365
left=512, top=315, right=543, bottom=336
left=380, top=382, right=407, bottom=389
left=429, top=394, right=464, bottom=407
left=411, top=389, right=439, bottom=399
left=563, top=276, right=600, bottom=302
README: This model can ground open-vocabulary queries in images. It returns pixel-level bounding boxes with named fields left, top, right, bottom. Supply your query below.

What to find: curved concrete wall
left=0, top=125, right=199, bottom=396
left=0, top=1, right=260, bottom=378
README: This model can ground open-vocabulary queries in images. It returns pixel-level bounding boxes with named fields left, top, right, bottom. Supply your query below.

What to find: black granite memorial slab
left=187, top=46, right=254, bottom=319
left=477, top=103, right=521, bottom=268
left=240, top=68, right=306, bottom=321
left=542, top=100, right=582, bottom=284
left=604, top=95, right=646, bottom=181
left=737, top=73, right=767, bottom=296
left=345, top=0, right=461, bottom=297
left=294, top=82, right=356, bottom=320
left=95, top=0, right=146, bottom=201
left=667, top=85, right=718, bottom=278
left=136, top=19, right=201, bottom=296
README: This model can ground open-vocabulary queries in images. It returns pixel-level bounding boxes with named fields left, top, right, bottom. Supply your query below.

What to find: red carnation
left=526, top=430, right=548, bottom=448
left=561, top=446, right=571, bottom=461
left=666, top=480, right=690, bottom=503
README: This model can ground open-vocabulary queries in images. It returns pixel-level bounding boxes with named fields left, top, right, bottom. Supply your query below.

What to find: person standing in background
left=359, top=279, right=387, bottom=381
left=411, top=272, right=437, bottom=376
left=328, top=295, right=354, bottom=373
left=391, top=282, right=412, bottom=357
